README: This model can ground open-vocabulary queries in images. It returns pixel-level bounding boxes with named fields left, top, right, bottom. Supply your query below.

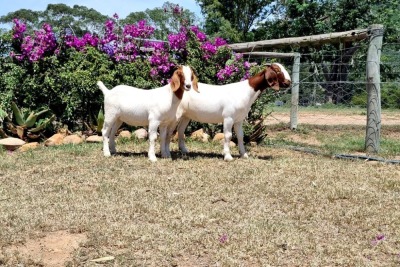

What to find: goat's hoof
left=161, top=153, right=171, bottom=158
left=241, top=153, right=249, bottom=159
left=149, top=156, right=157, bottom=162
left=104, top=152, right=112, bottom=157
left=180, top=148, right=189, bottom=154
left=224, top=155, right=234, bottom=161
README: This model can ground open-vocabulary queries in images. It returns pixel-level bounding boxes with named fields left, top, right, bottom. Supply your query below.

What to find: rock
left=202, top=133, right=210, bottom=143
left=133, top=128, right=148, bottom=140
left=118, top=130, right=131, bottom=139
left=18, top=142, right=40, bottom=152
left=45, top=133, right=65, bottom=146
left=63, top=134, right=84, bottom=145
left=0, top=137, right=26, bottom=151
left=250, top=141, right=257, bottom=147
left=86, top=135, right=103, bottom=143
left=171, top=132, right=184, bottom=142
left=219, top=140, right=236, bottom=147
left=191, top=128, right=209, bottom=143
left=213, top=133, right=225, bottom=142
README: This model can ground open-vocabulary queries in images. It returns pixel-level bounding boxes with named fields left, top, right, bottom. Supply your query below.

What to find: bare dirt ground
left=266, top=112, right=400, bottom=126
left=3, top=231, right=87, bottom=267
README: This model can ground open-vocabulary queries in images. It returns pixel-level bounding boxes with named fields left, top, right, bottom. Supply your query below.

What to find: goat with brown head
left=170, top=66, right=199, bottom=99
left=250, top=63, right=292, bottom=92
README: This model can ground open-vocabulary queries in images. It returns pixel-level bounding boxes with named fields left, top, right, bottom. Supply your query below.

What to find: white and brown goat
left=165, top=63, right=291, bottom=161
left=98, top=65, right=198, bottom=162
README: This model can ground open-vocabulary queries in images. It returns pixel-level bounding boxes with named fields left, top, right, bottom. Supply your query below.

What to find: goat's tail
left=97, top=81, right=109, bottom=95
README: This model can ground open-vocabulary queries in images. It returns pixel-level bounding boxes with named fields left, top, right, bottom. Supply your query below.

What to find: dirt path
left=266, top=112, right=400, bottom=126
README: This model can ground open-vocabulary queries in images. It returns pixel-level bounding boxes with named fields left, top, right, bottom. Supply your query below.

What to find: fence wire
left=265, top=42, right=400, bottom=157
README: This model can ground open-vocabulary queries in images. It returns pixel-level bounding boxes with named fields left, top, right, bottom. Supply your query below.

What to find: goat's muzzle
left=281, top=79, right=291, bottom=88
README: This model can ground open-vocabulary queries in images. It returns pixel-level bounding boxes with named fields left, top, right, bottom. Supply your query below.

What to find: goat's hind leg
left=177, top=117, right=191, bottom=154
left=102, top=117, right=117, bottom=157
left=160, top=125, right=170, bottom=158
left=162, top=123, right=177, bottom=158
left=108, top=119, right=123, bottom=154
left=234, top=121, right=248, bottom=159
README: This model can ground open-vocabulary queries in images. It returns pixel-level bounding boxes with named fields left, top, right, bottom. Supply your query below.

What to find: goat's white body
left=98, top=65, right=195, bottom=162
left=172, top=81, right=259, bottom=161
left=169, top=63, right=291, bottom=161
left=177, top=81, right=261, bottom=124
left=102, top=85, right=179, bottom=127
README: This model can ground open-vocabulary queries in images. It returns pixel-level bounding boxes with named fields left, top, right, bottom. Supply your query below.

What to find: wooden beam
left=242, top=52, right=296, bottom=58
left=229, top=28, right=369, bottom=52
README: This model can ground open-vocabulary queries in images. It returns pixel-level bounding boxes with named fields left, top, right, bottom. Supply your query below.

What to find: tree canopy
left=122, top=2, right=198, bottom=40
left=0, top=4, right=107, bottom=35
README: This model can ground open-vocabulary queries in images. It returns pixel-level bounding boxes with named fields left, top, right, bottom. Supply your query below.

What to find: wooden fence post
left=365, top=24, right=384, bottom=153
left=290, top=53, right=301, bottom=130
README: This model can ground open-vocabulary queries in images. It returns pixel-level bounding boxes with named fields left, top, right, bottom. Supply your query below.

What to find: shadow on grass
left=115, top=151, right=273, bottom=161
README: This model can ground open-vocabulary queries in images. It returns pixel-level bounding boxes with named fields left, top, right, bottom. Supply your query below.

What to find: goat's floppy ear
left=265, top=66, right=280, bottom=91
left=170, top=69, right=181, bottom=92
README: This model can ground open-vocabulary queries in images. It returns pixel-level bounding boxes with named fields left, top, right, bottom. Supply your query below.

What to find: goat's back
left=103, top=84, right=177, bottom=126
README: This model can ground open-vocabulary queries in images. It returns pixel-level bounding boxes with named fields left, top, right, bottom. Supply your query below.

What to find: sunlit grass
left=1, top=139, right=400, bottom=266
left=266, top=124, right=400, bottom=159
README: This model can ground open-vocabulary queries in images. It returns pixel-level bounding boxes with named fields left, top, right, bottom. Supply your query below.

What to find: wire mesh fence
left=263, top=41, right=400, bottom=157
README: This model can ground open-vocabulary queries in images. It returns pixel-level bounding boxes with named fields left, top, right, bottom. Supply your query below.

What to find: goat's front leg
left=223, top=118, right=234, bottom=161
left=234, top=121, right=248, bottom=159
left=148, top=120, right=160, bottom=162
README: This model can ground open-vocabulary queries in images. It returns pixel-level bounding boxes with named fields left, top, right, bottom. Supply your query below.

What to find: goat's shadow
left=115, top=151, right=273, bottom=161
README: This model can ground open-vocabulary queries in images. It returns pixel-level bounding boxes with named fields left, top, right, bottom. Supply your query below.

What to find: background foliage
left=0, top=0, right=399, bottom=137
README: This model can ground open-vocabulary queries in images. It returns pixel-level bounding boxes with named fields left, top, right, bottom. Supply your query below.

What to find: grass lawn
left=1, top=137, right=400, bottom=266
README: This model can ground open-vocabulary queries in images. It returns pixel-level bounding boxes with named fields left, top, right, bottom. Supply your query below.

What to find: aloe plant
left=85, top=108, right=104, bottom=135
left=9, top=102, right=55, bottom=140
left=0, top=108, right=7, bottom=138
left=11, top=102, right=50, bottom=128
left=96, top=108, right=104, bottom=134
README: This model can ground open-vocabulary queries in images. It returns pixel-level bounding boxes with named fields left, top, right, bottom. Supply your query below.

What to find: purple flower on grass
left=371, top=234, right=385, bottom=246
left=219, top=233, right=228, bottom=243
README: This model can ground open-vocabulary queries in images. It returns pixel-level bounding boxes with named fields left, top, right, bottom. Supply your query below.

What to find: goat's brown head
left=249, top=63, right=291, bottom=92
left=170, top=65, right=199, bottom=99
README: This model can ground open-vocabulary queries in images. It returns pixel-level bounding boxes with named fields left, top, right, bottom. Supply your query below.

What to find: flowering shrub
left=11, top=19, right=57, bottom=62
left=9, top=15, right=253, bottom=85
left=2, top=6, right=266, bottom=133
left=216, top=53, right=253, bottom=84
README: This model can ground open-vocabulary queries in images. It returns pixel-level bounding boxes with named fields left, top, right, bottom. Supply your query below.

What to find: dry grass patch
left=1, top=141, right=400, bottom=266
